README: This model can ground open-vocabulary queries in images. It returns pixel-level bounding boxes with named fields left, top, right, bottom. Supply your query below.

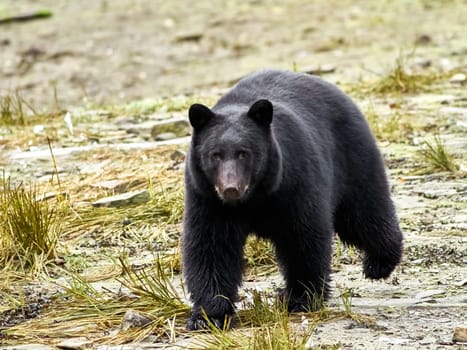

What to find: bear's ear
left=247, top=99, right=273, bottom=126
left=188, top=103, right=215, bottom=130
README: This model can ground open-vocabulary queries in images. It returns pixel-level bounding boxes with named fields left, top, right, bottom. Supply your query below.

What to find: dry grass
left=244, top=237, right=278, bottom=277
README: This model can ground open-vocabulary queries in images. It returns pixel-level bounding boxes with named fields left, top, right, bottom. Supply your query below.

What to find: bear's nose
left=223, top=187, right=240, bottom=201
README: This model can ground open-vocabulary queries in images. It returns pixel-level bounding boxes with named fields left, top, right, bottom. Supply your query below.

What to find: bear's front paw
left=186, top=313, right=233, bottom=331
left=363, top=255, right=398, bottom=280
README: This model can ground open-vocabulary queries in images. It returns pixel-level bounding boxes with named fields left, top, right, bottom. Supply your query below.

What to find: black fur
left=182, top=70, right=403, bottom=330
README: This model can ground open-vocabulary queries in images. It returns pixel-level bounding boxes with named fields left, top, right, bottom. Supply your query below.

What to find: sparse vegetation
left=370, top=52, right=439, bottom=94
left=339, top=288, right=353, bottom=317
left=0, top=93, right=26, bottom=126
left=0, top=91, right=60, bottom=127
left=417, top=134, right=459, bottom=173
left=0, top=175, right=61, bottom=273
left=117, top=254, right=188, bottom=317
left=365, top=105, right=414, bottom=143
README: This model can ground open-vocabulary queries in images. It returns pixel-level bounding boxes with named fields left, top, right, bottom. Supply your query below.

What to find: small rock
left=57, top=337, right=93, bottom=349
left=33, top=125, right=45, bottom=134
left=150, top=119, right=191, bottom=140
left=1, top=345, right=55, bottom=350
left=91, top=179, right=128, bottom=192
left=120, top=309, right=152, bottom=331
left=36, top=191, right=68, bottom=201
left=170, top=149, right=186, bottom=162
left=122, top=217, right=132, bottom=226
left=114, top=116, right=136, bottom=125
left=415, top=34, right=432, bottom=45
left=92, top=189, right=150, bottom=208
left=453, top=325, right=467, bottom=343
left=450, top=73, right=466, bottom=84
left=155, top=132, right=177, bottom=141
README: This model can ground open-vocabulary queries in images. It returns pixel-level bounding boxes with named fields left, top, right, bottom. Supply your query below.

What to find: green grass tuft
left=417, top=134, right=459, bottom=173
left=117, top=254, right=189, bottom=317
left=371, top=53, right=437, bottom=94
left=0, top=93, right=26, bottom=126
left=365, top=106, right=414, bottom=143
left=0, top=175, right=61, bottom=272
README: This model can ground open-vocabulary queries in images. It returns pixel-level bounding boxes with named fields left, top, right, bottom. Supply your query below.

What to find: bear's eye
left=237, top=151, right=248, bottom=160
left=212, top=152, right=222, bottom=161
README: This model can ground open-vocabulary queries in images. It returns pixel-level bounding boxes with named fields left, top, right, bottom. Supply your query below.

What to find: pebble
left=155, top=132, right=177, bottom=141
left=120, top=309, right=152, bottom=331
left=36, top=191, right=68, bottom=201
left=450, top=73, right=466, bottom=84
left=56, top=337, right=93, bottom=350
left=415, top=34, right=432, bottom=45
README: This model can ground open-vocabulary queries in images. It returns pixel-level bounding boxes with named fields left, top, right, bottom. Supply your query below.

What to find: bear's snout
left=215, top=160, right=249, bottom=203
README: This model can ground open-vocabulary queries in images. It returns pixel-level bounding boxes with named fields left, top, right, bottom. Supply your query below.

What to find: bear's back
left=214, top=70, right=365, bottom=130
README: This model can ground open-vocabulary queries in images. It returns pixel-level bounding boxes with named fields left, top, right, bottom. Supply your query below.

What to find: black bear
left=182, top=70, right=403, bottom=330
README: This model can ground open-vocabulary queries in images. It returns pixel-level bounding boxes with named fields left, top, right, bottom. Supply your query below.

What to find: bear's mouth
left=215, top=184, right=249, bottom=204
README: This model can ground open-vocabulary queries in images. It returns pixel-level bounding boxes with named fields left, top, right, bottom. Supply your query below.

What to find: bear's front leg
left=182, top=201, right=247, bottom=330
left=274, top=213, right=333, bottom=312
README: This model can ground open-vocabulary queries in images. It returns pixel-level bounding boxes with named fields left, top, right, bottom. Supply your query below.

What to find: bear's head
left=188, top=99, right=280, bottom=205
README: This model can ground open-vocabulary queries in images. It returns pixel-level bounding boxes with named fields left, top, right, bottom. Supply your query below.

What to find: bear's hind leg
left=334, top=191, right=403, bottom=280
